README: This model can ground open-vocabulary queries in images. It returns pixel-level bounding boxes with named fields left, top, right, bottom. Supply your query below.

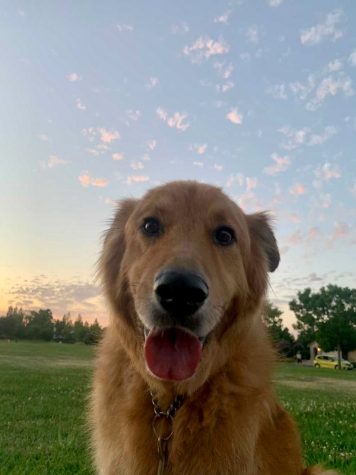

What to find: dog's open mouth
left=144, top=327, right=202, bottom=381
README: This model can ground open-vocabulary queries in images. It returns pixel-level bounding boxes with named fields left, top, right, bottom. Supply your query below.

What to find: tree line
left=0, top=307, right=104, bottom=345
left=1, top=284, right=355, bottom=357
left=264, top=284, right=356, bottom=363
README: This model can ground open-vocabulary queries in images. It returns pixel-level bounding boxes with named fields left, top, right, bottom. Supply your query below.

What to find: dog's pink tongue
left=144, top=328, right=202, bottom=381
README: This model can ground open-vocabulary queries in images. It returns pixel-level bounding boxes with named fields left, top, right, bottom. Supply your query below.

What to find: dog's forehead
left=137, top=182, right=242, bottom=221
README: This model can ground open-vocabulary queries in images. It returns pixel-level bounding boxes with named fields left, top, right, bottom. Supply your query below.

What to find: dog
left=90, top=181, right=338, bottom=475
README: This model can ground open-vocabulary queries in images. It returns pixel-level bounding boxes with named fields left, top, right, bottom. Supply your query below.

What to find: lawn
left=0, top=341, right=355, bottom=475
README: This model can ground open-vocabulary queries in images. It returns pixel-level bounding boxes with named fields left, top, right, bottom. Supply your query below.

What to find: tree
left=0, top=307, right=26, bottom=339
left=84, top=319, right=104, bottom=345
left=263, top=302, right=295, bottom=357
left=290, top=285, right=356, bottom=368
left=24, top=309, right=54, bottom=340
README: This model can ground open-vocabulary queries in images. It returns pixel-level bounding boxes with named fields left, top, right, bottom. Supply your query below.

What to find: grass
left=0, top=342, right=355, bottom=474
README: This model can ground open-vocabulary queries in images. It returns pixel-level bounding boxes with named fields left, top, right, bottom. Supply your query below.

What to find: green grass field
left=0, top=341, right=355, bottom=475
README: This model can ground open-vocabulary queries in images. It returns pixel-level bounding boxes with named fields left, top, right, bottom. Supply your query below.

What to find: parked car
left=314, top=354, right=353, bottom=370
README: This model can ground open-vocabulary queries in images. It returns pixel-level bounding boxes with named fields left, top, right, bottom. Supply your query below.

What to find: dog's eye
left=141, top=217, right=161, bottom=236
left=214, top=226, right=236, bottom=246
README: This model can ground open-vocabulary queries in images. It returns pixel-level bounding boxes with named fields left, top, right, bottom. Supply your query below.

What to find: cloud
left=112, top=152, right=124, bottom=161
left=308, top=126, right=337, bottom=145
left=126, top=109, right=142, bottom=122
left=39, top=134, right=50, bottom=142
left=214, top=11, right=231, bottom=24
left=67, top=72, right=82, bottom=82
left=246, top=177, right=258, bottom=192
left=191, top=144, right=207, bottom=155
left=147, top=139, right=157, bottom=151
left=214, top=164, right=223, bottom=171
left=328, top=222, right=350, bottom=244
left=278, top=125, right=337, bottom=149
left=47, top=155, right=66, bottom=168
left=76, top=98, right=86, bottom=111
left=278, top=126, right=310, bottom=150
left=300, top=9, right=344, bottom=45
left=326, top=59, right=343, bottom=72
left=349, top=50, right=356, bottom=66
left=98, top=128, right=120, bottom=143
left=117, top=24, right=134, bottom=32
left=308, top=227, right=320, bottom=240
left=314, top=162, right=341, bottom=182
left=306, top=74, right=354, bottom=111
left=267, top=83, right=288, bottom=100
left=287, top=230, right=303, bottom=246
left=264, top=153, right=290, bottom=175
left=126, top=175, right=150, bottom=185
left=130, top=161, right=144, bottom=170
left=266, top=0, right=283, bottom=6
left=193, top=161, right=204, bottom=167
left=146, top=77, right=159, bottom=89
left=156, top=107, right=190, bottom=131
left=289, top=183, right=306, bottom=196
left=78, top=173, right=108, bottom=188
left=183, top=36, right=229, bottom=63
left=171, top=22, right=189, bottom=34
left=246, top=25, right=259, bottom=44
left=9, top=278, right=101, bottom=314
left=226, top=108, right=243, bottom=125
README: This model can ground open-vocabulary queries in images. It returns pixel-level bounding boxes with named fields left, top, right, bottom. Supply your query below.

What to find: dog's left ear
left=247, top=212, right=280, bottom=272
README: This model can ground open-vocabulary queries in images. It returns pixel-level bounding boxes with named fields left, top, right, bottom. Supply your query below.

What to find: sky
left=0, top=0, right=355, bottom=329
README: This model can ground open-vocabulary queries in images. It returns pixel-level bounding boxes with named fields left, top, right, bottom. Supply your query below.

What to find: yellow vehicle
left=314, top=354, right=353, bottom=370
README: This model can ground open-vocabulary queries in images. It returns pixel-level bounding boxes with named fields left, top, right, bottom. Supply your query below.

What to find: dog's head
left=100, top=181, right=279, bottom=388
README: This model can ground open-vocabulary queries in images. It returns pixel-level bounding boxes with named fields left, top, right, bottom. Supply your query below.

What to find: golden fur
left=90, top=181, right=337, bottom=475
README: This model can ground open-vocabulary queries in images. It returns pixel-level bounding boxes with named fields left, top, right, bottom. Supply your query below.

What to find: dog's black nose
left=154, top=271, right=209, bottom=317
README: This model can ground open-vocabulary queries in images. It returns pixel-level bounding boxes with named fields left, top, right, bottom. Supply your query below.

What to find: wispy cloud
left=98, top=128, right=120, bottom=143
left=191, top=144, right=207, bottom=155
left=349, top=50, right=356, bottom=67
left=278, top=125, right=337, bottom=149
left=300, top=9, right=344, bottom=45
left=47, top=155, right=66, bottom=168
left=214, top=11, right=231, bottom=24
left=264, top=153, right=290, bottom=175
left=130, top=161, right=144, bottom=170
left=171, top=22, right=189, bottom=34
left=112, top=152, right=124, bottom=161
left=306, top=74, right=353, bottom=111
left=156, top=107, right=190, bottom=131
left=126, top=175, right=150, bottom=185
left=147, top=139, right=157, bottom=151
left=266, top=0, right=283, bottom=7
left=146, top=77, right=159, bottom=89
left=266, top=83, right=288, bottom=100
left=117, top=24, right=134, bottom=32
left=314, top=162, right=341, bottom=182
left=76, top=98, right=86, bottom=111
left=226, top=108, right=243, bottom=124
left=246, top=25, right=259, bottom=44
left=183, top=36, right=230, bottom=63
left=289, top=183, right=307, bottom=196
left=78, top=173, right=108, bottom=188
left=67, top=72, right=82, bottom=82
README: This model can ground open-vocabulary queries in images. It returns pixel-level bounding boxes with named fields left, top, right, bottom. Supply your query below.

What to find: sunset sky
left=1, top=1, right=355, bottom=328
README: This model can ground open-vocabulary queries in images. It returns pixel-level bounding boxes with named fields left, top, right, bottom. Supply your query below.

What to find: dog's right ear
left=98, top=199, right=138, bottom=293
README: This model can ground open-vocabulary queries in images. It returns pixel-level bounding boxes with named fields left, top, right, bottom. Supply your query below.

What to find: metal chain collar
left=150, top=390, right=184, bottom=475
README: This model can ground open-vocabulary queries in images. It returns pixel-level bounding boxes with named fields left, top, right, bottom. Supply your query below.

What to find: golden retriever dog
left=90, top=181, right=337, bottom=475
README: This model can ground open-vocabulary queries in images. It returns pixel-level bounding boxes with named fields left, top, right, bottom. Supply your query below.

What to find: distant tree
left=0, top=307, right=26, bottom=339
left=54, top=313, right=75, bottom=343
left=290, top=285, right=356, bottom=368
left=84, top=319, right=104, bottom=345
left=24, top=309, right=54, bottom=340
left=263, top=302, right=295, bottom=357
